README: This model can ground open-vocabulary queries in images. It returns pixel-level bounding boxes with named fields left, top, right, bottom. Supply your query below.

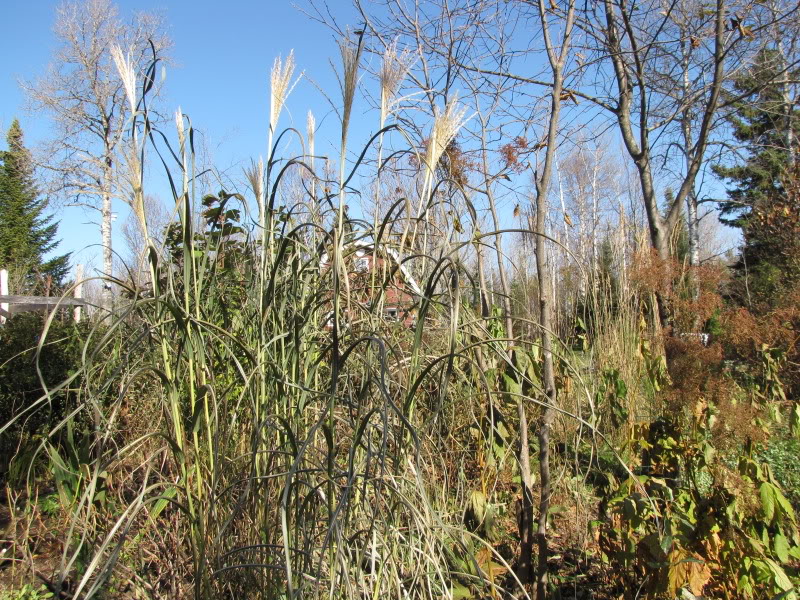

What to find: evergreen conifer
left=713, top=50, right=800, bottom=302
left=0, top=119, right=70, bottom=288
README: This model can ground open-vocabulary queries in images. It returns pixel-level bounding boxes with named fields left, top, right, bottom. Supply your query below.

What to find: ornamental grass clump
left=1, top=43, right=531, bottom=600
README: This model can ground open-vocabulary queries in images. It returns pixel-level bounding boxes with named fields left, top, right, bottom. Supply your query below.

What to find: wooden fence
left=0, top=265, right=87, bottom=324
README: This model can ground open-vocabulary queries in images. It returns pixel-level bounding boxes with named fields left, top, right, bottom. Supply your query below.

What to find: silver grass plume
left=338, top=33, right=364, bottom=149
left=379, top=38, right=413, bottom=126
left=423, top=95, right=469, bottom=183
left=411, top=95, right=469, bottom=255
left=307, top=111, right=319, bottom=231
left=245, top=157, right=265, bottom=221
left=175, top=108, right=189, bottom=204
left=307, top=110, right=316, bottom=168
left=269, top=51, right=301, bottom=136
left=111, top=44, right=137, bottom=114
left=175, top=107, right=186, bottom=149
left=121, top=141, right=146, bottom=236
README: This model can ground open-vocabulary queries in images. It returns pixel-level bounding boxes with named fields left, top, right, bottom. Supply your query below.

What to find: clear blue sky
left=0, top=0, right=371, bottom=274
left=1, top=1, right=740, bottom=276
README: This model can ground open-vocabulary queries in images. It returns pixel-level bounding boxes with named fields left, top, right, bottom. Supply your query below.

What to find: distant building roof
left=320, top=237, right=423, bottom=297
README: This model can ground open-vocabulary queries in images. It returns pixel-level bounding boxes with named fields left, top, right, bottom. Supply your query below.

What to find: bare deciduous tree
left=23, top=0, right=170, bottom=305
left=581, top=0, right=799, bottom=267
left=526, top=2, right=575, bottom=596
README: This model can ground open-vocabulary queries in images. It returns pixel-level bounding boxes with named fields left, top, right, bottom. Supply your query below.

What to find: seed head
left=307, top=110, right=316, bottom=159
left=111, top=44, right=137, bottom=114
left=270, top=51, right=301, bottom=134
left=338, top=34, right=364, bottom=142
left=175, top=107, right=185, bottom=147
left=380, top=38, right=413, bottom=123
left=424, top=95, right=469, bottom=177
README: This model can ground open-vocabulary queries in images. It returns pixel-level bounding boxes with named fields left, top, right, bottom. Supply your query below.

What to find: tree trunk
left=681, top=37, right=701, bottom=273
left=517, top=400, right=536, bottom=584
left=602, top=0, right=726, bottom=268
left=686, top=191, right=700, bottom=268
left=534, top=213, right=557, bottom=600
left=530, top=3, right=574, bottom=597
left=101, top=159, right=113, bottom=308
left=480, top=119, right=514, bottom=340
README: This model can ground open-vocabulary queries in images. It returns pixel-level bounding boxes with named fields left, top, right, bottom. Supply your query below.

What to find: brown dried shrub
left=664, top=336, right=766, bottom=453
left=718, top=285, right=800, bottom=396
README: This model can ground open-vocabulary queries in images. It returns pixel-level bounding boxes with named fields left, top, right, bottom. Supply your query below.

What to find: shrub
left=0, top=312, right=84, bottom=480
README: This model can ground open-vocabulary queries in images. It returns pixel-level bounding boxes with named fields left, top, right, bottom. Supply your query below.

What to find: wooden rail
left=0, top=296, right=87, bottom=306
left=0, top=265, right=87, bottom=324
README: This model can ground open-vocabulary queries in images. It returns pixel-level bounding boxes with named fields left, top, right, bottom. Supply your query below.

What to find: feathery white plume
left=380, top=38, right=413, bottom=123
left=270, top=51, right=301, bottom=134
left=111, top=44, right=137, bottom=114
left=424, top=95, right=469, bottom=176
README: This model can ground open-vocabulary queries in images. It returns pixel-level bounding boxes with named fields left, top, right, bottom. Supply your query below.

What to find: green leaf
left=774, top=487, right=796, bottom=523
left=452, top=583, right=474, bottom=599
left=470, top=490, right=487, bottom=523
left=615, top=377, right=628, bottom=399
left=738, top=574, right=752, bottom=596
left=761, top=482, right=776, bottom=523
left=774, top=532, right=790, bottom=563
left=702, top=442, right=715, bottom=465
left=149, top=485, right=178, bottom=522
left=502, top=373, right=521, bottom=396
left=790, top=404, right=800, bottom=438
left=763, top=558, right=793, bottom=592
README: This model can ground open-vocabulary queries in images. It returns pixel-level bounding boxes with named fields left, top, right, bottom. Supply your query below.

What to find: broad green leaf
left=502, top=373, right=521, bottom=396
left=770, top=589, right=797, bottom=600
left=774, top=488, right=796, bottom=523
left=763, top=558, right=793, bottom=591
left=774, top=532, right=790, bottom=563
left=470, top=490, right=487, bottom=523
left=790, top=404, right=800, bottom=438
left=738, top=574, right=752, bottom=596
left=150, top=485, right=178, bottom=521
left=761, top=482, right=776, bottom=523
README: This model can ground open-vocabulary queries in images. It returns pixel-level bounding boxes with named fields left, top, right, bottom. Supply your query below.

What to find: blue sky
left=1, top=0, right=741, bottom=277
left=0, top=0, right=371, bottom=274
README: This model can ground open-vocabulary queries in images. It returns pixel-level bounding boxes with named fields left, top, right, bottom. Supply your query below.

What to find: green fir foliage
left=713, top=50, right=800, bottom=302
left=714, top=49, right=799, bottom=230
left=0, top=119, right=70, bottom=287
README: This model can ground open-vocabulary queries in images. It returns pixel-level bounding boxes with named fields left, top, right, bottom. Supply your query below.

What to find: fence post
left=74, top=264, right=84, bottom=323
left=0, top=269, right=8, bottom=325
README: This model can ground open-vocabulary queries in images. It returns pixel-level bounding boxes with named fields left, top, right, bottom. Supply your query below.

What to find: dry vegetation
left=1, top=1, right=800, bottom=599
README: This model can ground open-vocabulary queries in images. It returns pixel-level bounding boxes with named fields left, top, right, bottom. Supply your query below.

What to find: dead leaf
left=667, top=550, right=712, bottom=597
left=559, top=90, right=579, bottom=104
left=693, top=398, right=707, bottom=420
left=474, top=547, right=508, bottom=583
